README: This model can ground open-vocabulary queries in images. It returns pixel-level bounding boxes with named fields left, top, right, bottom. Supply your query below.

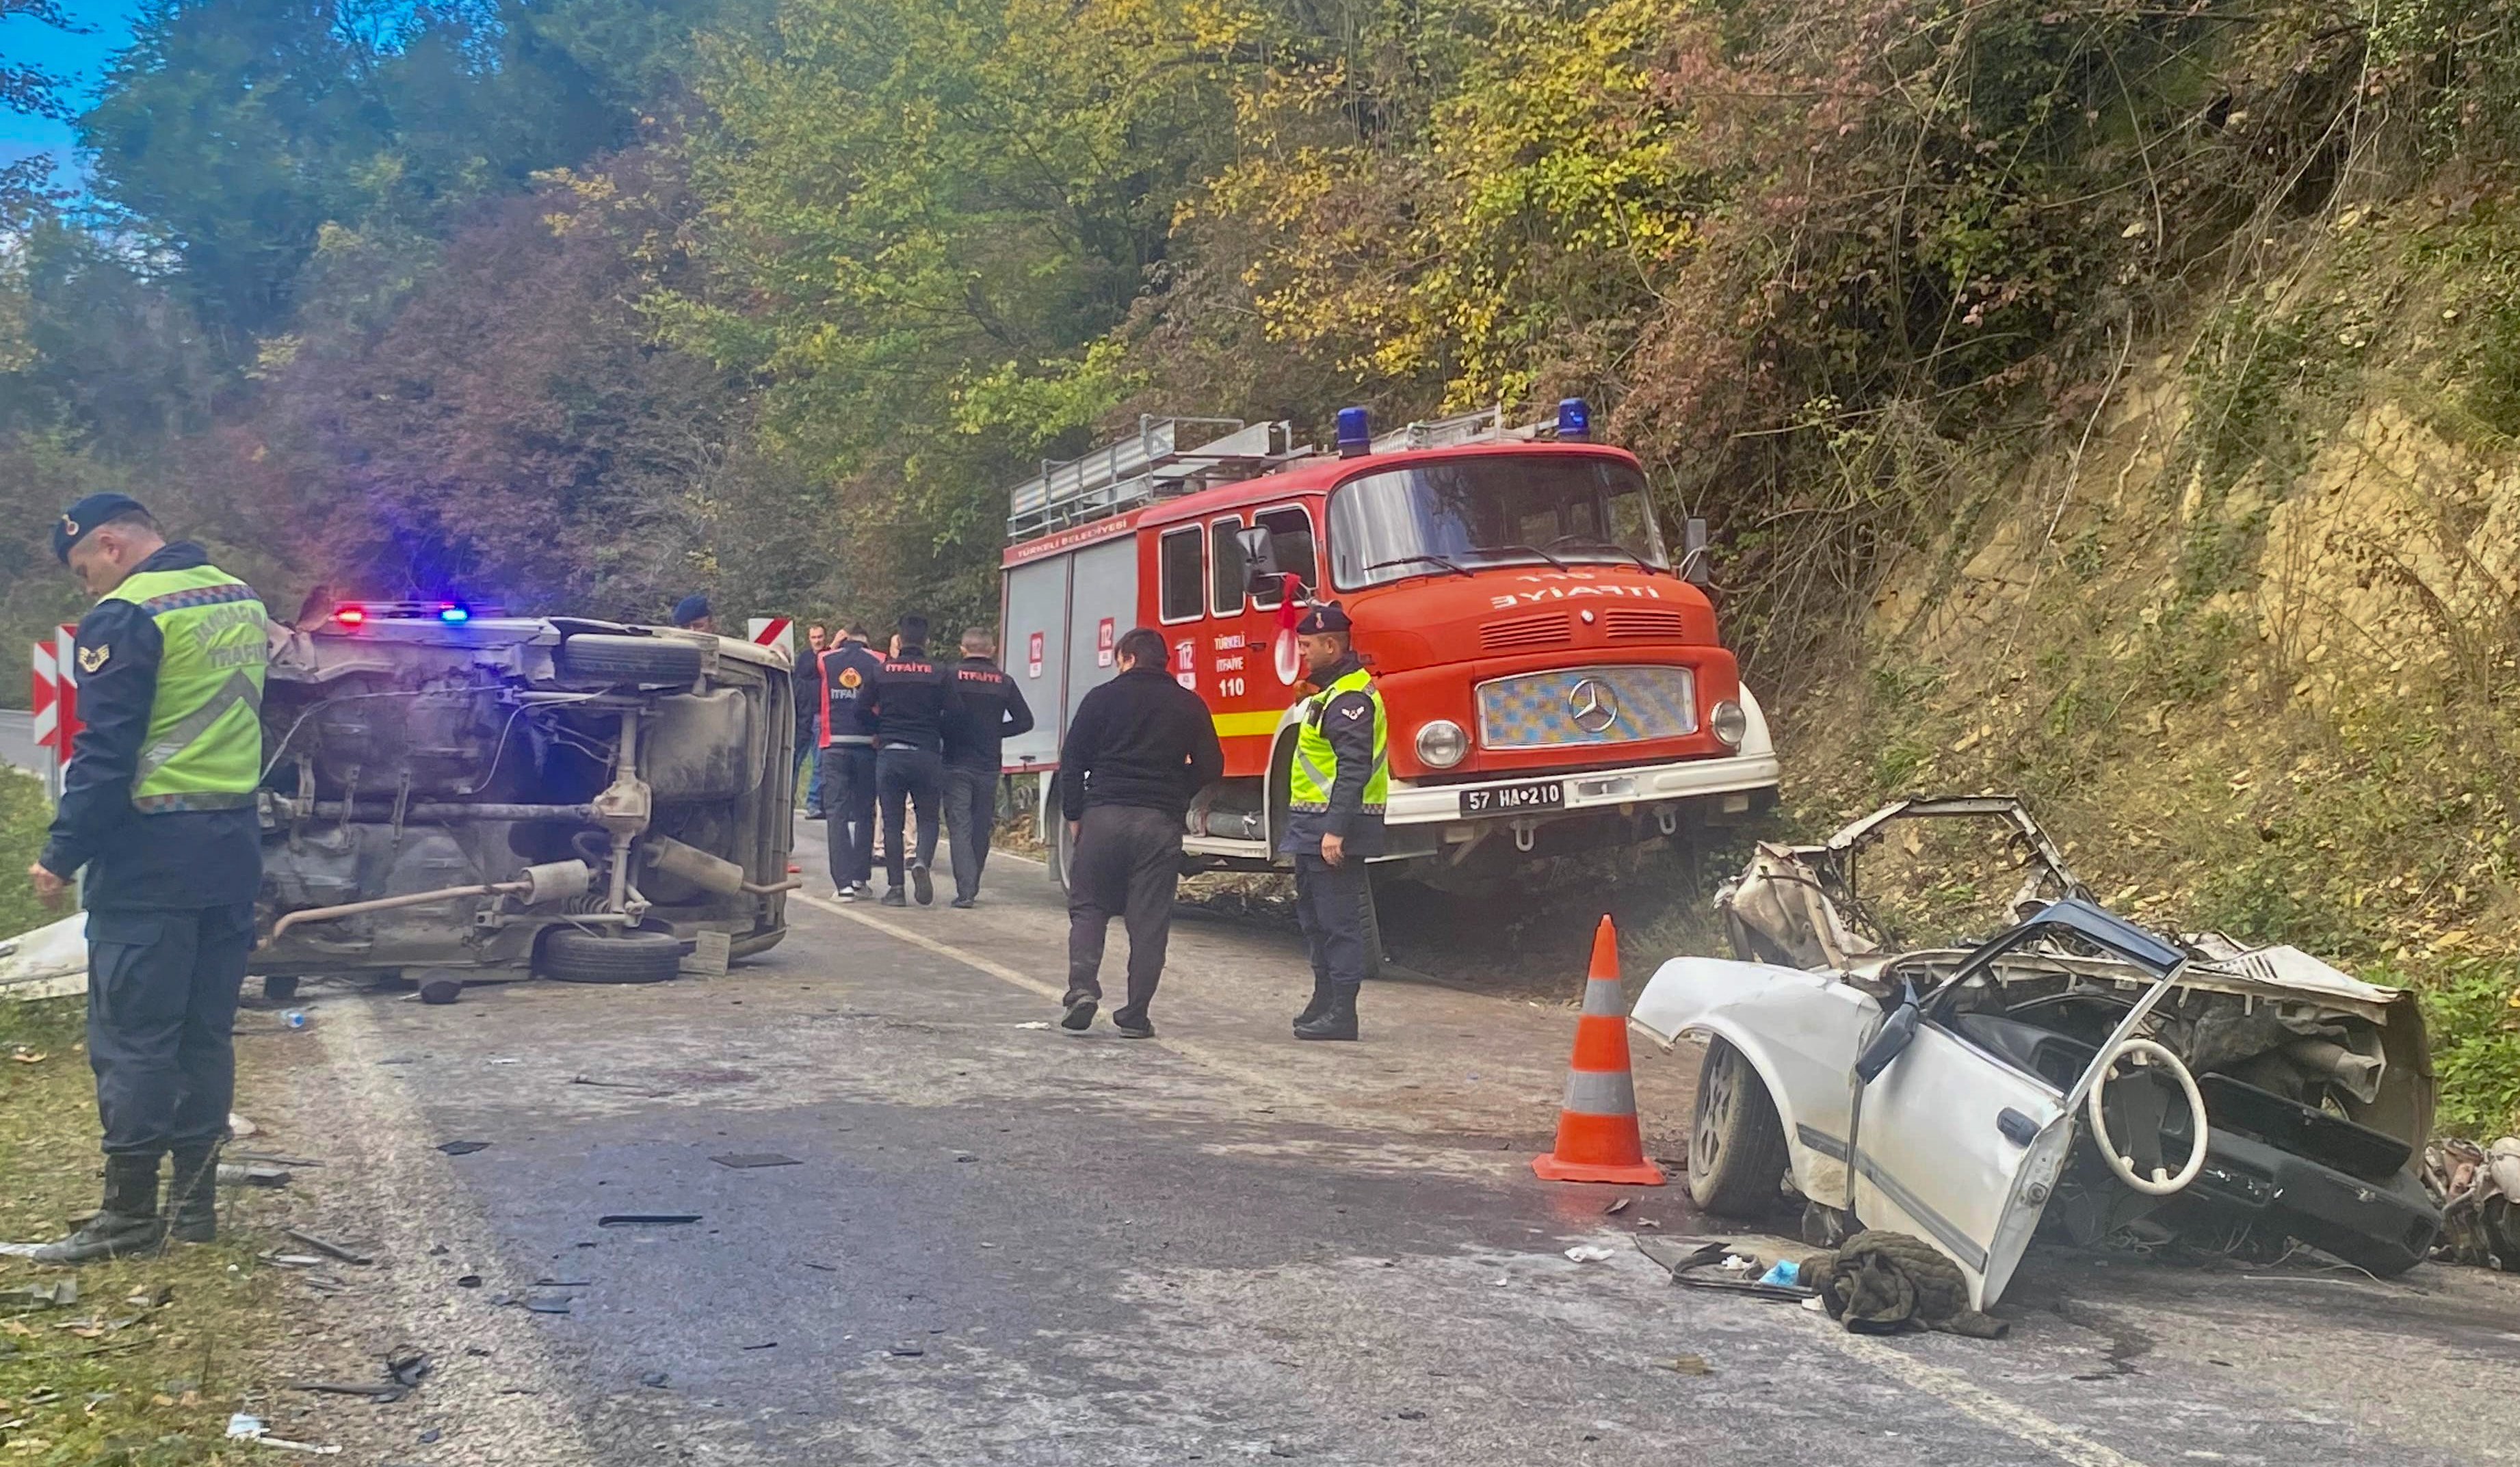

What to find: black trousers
left=822, top=744, right=877, bottom=888
left=85, top=903, right=256, bottom=1158
left=1066, top=803, right=1183, bottom=1018
left=876, top=745, right=943, bottom=888
left=1295, top=854, right=1372, bottom=990
left=942, top=765, right=998, bottom=902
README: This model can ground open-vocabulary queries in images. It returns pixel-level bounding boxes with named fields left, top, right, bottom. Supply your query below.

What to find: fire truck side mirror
left=1680, top=517, right=1712, bottom=587
left=1236, top=524, right=1281, bottom=590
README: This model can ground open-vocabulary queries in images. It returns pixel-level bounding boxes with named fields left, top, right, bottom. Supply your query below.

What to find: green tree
left=663, top=0, right=1239, bottom=620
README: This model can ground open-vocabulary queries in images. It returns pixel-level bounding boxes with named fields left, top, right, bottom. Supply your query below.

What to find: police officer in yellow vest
left=1283, top=603, right=1386, bottom=1042
left=27, top=495, right=269, bottom=1263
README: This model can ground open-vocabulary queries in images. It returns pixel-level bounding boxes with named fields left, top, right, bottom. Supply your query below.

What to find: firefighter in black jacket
left=817, top=624, right=885, bottom=899
left=862, top=615, right=961, bottom=906
left=939, top=628, right=1035, bottom=908
left=1281, top=603, right=1386, bottom=1042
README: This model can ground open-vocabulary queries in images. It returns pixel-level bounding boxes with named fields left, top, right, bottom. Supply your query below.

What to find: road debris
left=1603, top=1198, right=1631, bottom=1216
left=597, top=1214, right=701, bottom=1226
left=1809, top=1232, right=2009, bottom=1339
left=226, top=1412, right=341, bottom=1454
left=2424, top=1136, right=2520, bottom=1269
left=709, top=1153, right=801, bottom=1169
left=218, top=1163, right=293, bottom=1187
left=1661, top=1353, right=1712, bottom=1375
left=0, top=1280, right=77, bottom=1309
left=285, top=1227, right=373, bottom=1265
left=436, top=1140, right=490, bottom=1156
left=1563, top=1245, right=1615, bottom=1263
left=231, top=1150, right=325, bottom=1168
left=1634, top=1237, right=1817, bottom=1303
left=640, top=1371, right=670, bottom=1388
left=570, top=1074, right=672, bottom=1096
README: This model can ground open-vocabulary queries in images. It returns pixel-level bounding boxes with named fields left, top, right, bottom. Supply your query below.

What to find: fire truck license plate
left=1460, top=779, right=1566, bottom=817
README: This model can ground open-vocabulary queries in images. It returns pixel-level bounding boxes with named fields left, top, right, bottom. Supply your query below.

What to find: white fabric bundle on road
left=0, top=912, right=86, bottom=1001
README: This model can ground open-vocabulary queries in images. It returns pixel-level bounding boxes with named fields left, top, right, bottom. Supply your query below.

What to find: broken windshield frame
left=1326, top=453, right=1669, bottom=591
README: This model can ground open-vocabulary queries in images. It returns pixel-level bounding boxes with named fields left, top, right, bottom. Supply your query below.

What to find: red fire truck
left=999, top=401, right=1779, bottom=897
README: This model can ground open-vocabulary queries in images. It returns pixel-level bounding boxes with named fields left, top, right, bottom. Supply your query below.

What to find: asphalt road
left=239, top=832, right=2520, bottom=1467
left=0, top=709, right=40, bottom=776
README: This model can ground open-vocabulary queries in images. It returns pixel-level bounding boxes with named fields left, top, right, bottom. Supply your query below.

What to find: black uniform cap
left=1296, top=602, right=1352, bottom=635
left=53, top=493, right=150, bottom=564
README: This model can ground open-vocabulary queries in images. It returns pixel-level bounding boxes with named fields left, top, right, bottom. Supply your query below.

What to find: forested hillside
left=6, top=0, right=2520, bottom=1121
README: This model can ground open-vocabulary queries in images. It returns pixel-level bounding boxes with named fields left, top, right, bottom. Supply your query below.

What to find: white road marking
left=1824, top=1331, right=2153, bottom=1467
left=792, top=890, right=1315, bottom=1109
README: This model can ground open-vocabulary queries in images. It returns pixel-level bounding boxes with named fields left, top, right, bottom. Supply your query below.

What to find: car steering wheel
left=2084, top=1036, right=2208, bottom=1197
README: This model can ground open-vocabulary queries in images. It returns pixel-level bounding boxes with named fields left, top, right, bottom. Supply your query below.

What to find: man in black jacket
left=940, top=628, right=1034, bottom=908
left=817, top=624, right=884, bottom=899
left=1057, top=626, right=1224, bottom=1037
left=863, top=615, right=960, bottom=906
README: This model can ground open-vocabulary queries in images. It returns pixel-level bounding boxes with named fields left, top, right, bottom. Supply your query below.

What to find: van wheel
left=557, top=633, right=703, bottom=687
left=540, top=927, right=683, bottom=985
left=1689, top=1035, right=1790, bottom=1215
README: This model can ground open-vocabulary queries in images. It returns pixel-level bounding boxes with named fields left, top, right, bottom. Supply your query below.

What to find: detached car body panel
left=1633, top=797, right=2442, bottom=1308
left=249, top=610, right=794, bottom=981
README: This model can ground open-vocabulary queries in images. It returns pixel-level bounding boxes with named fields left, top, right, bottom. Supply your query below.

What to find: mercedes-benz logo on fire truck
left=1567, top=677, right=1620, bottom=734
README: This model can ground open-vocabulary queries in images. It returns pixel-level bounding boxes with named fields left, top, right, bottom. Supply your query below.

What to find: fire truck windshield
left=1327, top=454, right=1667, bottom=590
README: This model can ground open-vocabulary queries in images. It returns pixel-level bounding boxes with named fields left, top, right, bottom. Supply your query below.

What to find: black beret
left=53, top=493, right=148, bottom=564
left=1296, top=602, right=1352, bottom=635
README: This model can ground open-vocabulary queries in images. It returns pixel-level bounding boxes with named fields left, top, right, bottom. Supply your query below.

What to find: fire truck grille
left=1480, top=613, right=1571, bottom=654
left=1477, top=665, right=1698, bottom=750
left=1601, top=607, right=1688, bottom=639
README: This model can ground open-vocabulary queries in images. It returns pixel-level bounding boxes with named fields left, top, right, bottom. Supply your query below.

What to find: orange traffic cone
left=1531, top=916, right=1666, bottom=1186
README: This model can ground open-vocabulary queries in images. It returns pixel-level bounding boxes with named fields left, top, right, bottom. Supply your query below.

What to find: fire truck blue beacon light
left=1557, top=397, right=1591, bottom=440
left=1335, top=406, right=1371, bottom=458
left=438, top=602, right=471, bottom=624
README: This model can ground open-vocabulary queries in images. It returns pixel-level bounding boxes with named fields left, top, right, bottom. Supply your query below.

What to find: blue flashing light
left=1556, top=397, right=1592, bottom=440
left=1335, top=405, right=1371, bottom=458
left=437, top=603, right=471, bottom=624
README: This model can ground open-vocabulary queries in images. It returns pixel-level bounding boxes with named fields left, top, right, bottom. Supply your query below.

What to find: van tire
left=557, top=633, right=703, bottom=687
left=539, top=927, right=683, bottom=985
left=1689, top=1035, right=1790, bottom=1215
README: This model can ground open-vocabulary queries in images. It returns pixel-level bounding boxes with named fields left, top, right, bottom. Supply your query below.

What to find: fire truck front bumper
left=1382, top=749, right=1783, bottom=832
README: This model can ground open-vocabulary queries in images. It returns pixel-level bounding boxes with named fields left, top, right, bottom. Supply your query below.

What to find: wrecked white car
left=1633, top=797, right=2441, bottom=1308
left=249, top=603, right=797, bottom=994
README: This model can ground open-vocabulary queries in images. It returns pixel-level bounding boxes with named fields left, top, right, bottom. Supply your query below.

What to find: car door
left=1849, top=1020, right=2073, bottom=1310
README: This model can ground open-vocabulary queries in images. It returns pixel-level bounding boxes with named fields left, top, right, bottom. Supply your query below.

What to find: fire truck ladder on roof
left=1006, top=416, right=1303, bottom=541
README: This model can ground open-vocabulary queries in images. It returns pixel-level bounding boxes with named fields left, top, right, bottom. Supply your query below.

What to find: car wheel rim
left=1695, top=1049, right=1734, bottom=1173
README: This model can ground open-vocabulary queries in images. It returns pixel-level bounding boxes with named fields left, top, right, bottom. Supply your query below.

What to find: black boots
left=1293, top=976, right=1334, bottom=1031
left=169, top=1142, right=221, bottom=1243
left=31, top=1154, right=165, bottom=1264
left=1294, top=986, right=1359, bottom=1042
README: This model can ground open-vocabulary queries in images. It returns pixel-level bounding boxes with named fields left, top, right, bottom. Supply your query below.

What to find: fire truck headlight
left=1415, top=719, right=1467, bottom=768
left=1711, top=700, right=1748, bottom=750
